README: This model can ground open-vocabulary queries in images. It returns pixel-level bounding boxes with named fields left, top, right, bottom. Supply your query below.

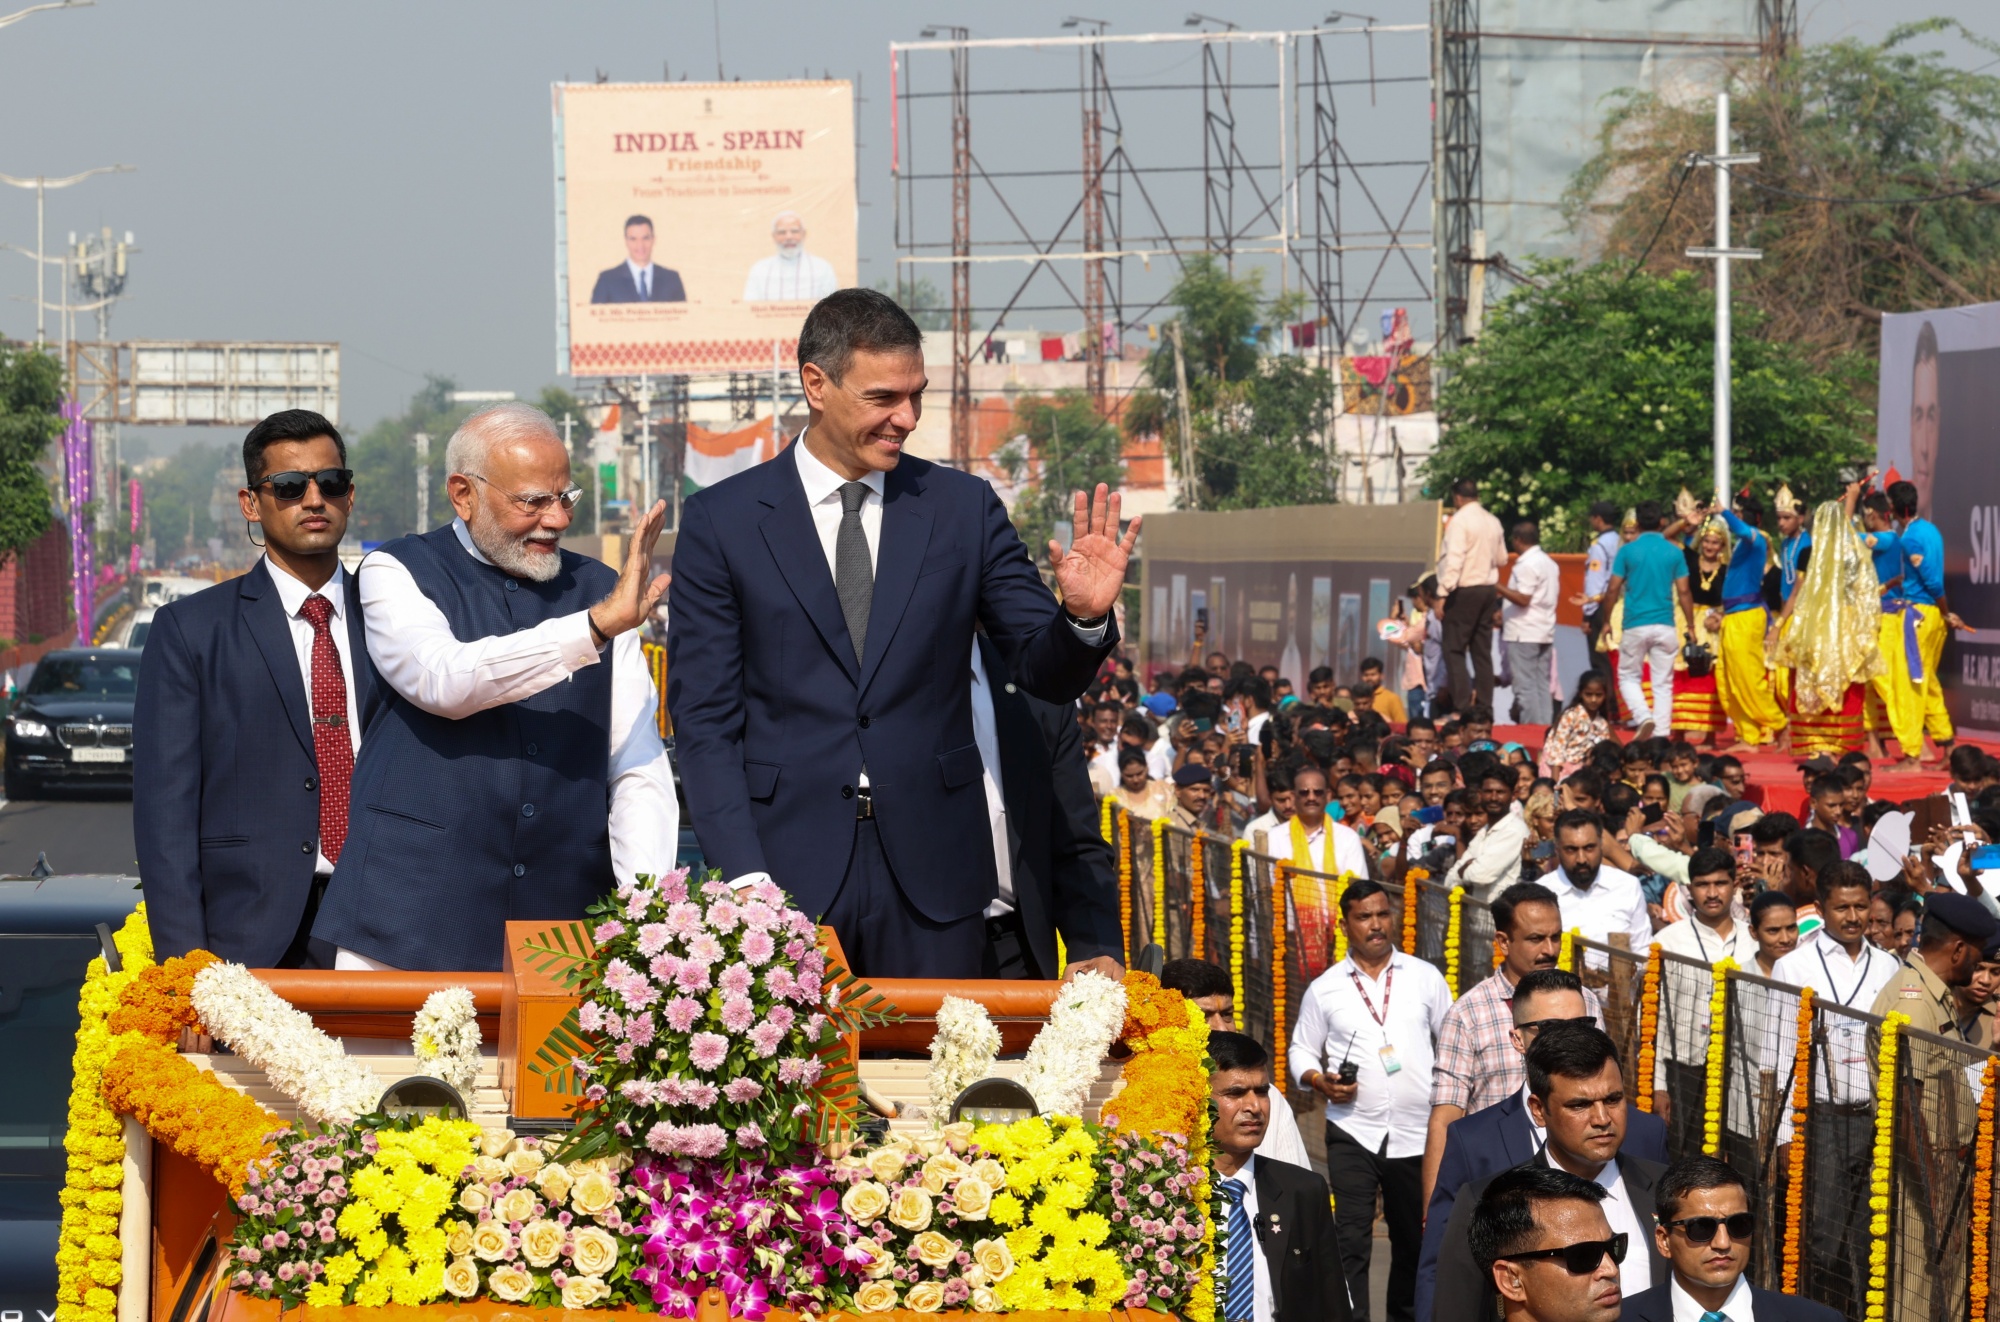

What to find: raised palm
left=1048, top=484, right=1141, bottom=619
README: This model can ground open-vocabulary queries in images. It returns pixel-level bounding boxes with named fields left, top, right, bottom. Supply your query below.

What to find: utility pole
left=1687, top=91, right=1761, bottom=501
left=920, top=25, right=973, bottom=470
left=1170, top=322, right=1197, bottom=510
left=0, top=164, right=133, bottom=342
left=635, top=374, right=654, bottom=522
left=412, top=432, right=430, bottom=534
left=1067, top=17, right=1110, bottom=414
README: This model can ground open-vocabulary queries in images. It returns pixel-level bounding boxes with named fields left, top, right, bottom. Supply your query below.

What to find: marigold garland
left=1863, top=1012, right=1909, bottom=1322
left=99, top=1037, right=279, bottom=1195
left=1117, top=806, right=1134, bottom=963
left=1101, top=973, right=1211, bottom=1147
left=1559, top=927, right=1579, bottom=974
left=1634, top=944, right=1662, bottom=1113
left=1967, top=1053, right=1995, bottom=1322
left=1699, top=958, right=1736, bottom=1156
left=1150, top=816, right=1168, bottom=954
left=1330, top=874, right=1349, bottom=968
left=1442, top=887, right=1464, bottom=997
left=1271, top=866, right=1290, bottom=1074
left=1400, top=869, right=1424, bottom=952
left=106, top=950, right=218, bottom=1041
left=1228, top=842, right=1248, bottom=1018
left=54, top=905, right=153, bottom=1322
left=1780, top=987, right=1814, bottom=1294
left=1189, top=830, right=1208, bottom=962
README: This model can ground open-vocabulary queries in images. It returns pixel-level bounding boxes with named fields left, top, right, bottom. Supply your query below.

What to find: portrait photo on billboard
left=556, top=80, right=856, bottom=375
left=1877, top=302, right=2000, bottom=731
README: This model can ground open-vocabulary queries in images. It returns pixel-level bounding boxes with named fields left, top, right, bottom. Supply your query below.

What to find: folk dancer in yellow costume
left=1858, top=487, right=1927, bottom=768
left=1670, top=509, right=1728, bottom=741
left=1710, top=490, right=1790, bottom=751
left=1767, top=483, right=1883, bottom=757
left=1887, top=479, right=1963, bottom=763
left=1766, top=483, right=1811, bottom=713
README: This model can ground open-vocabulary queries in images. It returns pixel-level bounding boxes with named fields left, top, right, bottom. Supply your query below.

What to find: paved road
left=0, top=788, right=137, bottom=876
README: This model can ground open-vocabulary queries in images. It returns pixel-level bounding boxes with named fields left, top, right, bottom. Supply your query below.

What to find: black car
left=4, top=649, right=140, bottom=799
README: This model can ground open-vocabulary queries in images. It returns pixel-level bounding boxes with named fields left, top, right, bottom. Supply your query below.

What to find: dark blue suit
left=1416, top=1089, right=1668, bottom=1322
left=1621, top=1282, right=1842, bottom=1322
left=666, top=442, right=1114, bottom=975
left=589, top=263, right=686, bottom=303
left=135, top=560, right=380, bottom=967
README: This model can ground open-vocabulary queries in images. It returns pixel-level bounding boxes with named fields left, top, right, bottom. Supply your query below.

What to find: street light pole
left=0, top=164, right=134, bottom=342
left=1686, top=92, right=1760, bottom=501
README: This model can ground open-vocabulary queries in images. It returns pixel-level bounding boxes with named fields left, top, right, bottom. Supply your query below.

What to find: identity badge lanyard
left=1350, top=963, right=1400, bottom=1074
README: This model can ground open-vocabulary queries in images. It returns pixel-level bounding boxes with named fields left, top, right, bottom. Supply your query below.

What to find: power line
left=1624, top=154, right=1700, bottom=280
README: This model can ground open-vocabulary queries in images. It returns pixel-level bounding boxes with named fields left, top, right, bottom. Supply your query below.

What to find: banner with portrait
left=1876, top=301, right=2000, bottom=734
left=554, top=80, right=857, bottom=376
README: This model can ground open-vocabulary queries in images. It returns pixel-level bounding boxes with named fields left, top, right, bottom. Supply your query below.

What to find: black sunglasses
left=256, top=469, right=353, bottom=500
left=1662, top=1212, right=1754, bottom=1245
left=1516, top=1015, right=1598, bottom=1035
left=1500, top=1233, right=1627, bottom=1275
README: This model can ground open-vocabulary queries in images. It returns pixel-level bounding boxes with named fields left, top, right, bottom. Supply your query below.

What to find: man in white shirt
left=313, top=403, right=679, bottom=971
left=1449, top=766, right=1533, bottom=902
left=742, top=210, right=840, bottom=302
left=1436, top=477, right=1507, bottom=712
left=1495, top=521, right=1560, bottom=726
left=1648, top=847, right=1760, bottom=1152
left=1547, top=811, right=1653, bottom=968
left=1290, top=880, right=1452, bottom=1321
left=1260, top=764, right=1370, bottom=878
left=1242, top=763, right=1297, bottom=849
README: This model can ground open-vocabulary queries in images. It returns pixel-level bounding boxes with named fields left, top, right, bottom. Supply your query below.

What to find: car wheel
left=4, top=764, right=35, bottom=800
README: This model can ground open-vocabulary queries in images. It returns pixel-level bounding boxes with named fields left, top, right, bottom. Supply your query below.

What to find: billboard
left=1877, top=301, right=2000, bottom=733
left=66, top=341, right=339, bottom=426
left=554, top=80, right=857, bottom=376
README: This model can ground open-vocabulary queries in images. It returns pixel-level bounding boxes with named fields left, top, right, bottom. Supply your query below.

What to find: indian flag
left=683, top=417, right=784, bottom=493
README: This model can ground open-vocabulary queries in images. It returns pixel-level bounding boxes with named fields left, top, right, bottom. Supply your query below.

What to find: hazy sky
left=0, top=0, right=1989, bottom=451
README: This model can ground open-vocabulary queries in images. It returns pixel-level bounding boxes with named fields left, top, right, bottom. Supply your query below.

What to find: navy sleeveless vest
left=315, top=524, right=619, bottom=971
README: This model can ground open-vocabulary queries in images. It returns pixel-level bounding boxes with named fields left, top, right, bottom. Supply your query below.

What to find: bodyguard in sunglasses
left=1618, top=1156, right=1839, bottom=1322
left=137, top=409, right=384, bottom=968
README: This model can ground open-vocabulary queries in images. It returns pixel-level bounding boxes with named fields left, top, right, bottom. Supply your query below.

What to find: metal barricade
left=1716, top=968, right=1803, bottom=1291
left=1888, top=1021, right=1993, bottom=1322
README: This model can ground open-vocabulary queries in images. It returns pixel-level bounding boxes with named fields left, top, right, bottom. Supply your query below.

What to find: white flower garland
left=926, top=994, right=1002, bottom=1125
left=190, top=962, right=383, bottom=1125
left=1016, top=970, right=1127, bottom=1118
left=412, top=986, right=482, bottom=1098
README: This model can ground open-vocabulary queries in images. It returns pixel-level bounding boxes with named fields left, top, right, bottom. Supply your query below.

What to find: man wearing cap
left=1868, top=890, right=1998, bottom=1322
left=1169, top=763, right=1214, bottom=833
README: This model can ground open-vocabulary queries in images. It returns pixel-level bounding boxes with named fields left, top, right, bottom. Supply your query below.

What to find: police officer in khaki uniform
left=1867, top=892, right=1998, bottom=1322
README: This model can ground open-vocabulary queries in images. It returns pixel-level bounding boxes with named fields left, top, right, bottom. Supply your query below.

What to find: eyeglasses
left=255, top=469, right=353, bottom=500
left=472, top=473, right=585, bottom=514
left=1661, top=1213, right=1754, bottom=1245
left=1295, top=788, right=1331, bottom=799
left=1515, top=1015, right=1598, bottom=1035
left=1498, top=1233, right=1627, bottom=1275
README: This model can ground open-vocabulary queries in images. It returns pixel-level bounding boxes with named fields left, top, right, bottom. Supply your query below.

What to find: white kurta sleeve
left=606, top=631, right=680, bottom=883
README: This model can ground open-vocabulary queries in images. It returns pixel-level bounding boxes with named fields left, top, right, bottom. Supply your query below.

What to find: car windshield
left=26, top=657, right=138, bottom=699
left=126, top=621, right=151, bottom=648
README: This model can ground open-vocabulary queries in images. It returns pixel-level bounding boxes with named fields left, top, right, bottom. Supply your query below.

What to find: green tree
left=1424, top=261, right=1873, bottom=549
left=877, top=275, right=950, bottom=332
left=1000, top=389, right=1126, bottom=558
left=137, top=442, right=235, bottom=565
left=1122, top=255, right=1337, bottom=510
left=1566, top=21, right=2000, bottom=374
left=0, top=344, right=63, bottom=564
left=344, top=376, right=470, bottom=543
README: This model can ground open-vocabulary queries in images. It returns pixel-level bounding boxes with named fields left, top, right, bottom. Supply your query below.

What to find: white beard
left=468, top=511, right=561, bottom=582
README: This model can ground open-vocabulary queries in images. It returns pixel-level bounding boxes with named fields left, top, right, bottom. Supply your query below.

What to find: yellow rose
left=939, top=1121, right=976, bottom=1153
left=969, top=1158, right=1007, bottom=1191
left=887, top=1185, right=934, bottom=1232
left=920, top=1153, right=967, bottom=1194
left=972, top=1237, right=1014, bottom=1283
left=446, top=1222, right=474, bottom=1258
left=479, top=1128, right=517, bottom=1158
left=506, top=1145, right=547, bottom=1179
left=561, top=1275, right=611, bottom=1309
left=854, top=1281, right=900, bottom=1313
left=457, top=1184, right=490, bottom=1215
left=912, top=1231, right=959, bottom=1269
left=560, top=1224, right=614, bottom=1277
left=912, top=1133, right=944, bottom=1157
left=486, top=1265, right=535, bottom=1302
left=442, top=1256, right=481, bottom=1299
left=860, top=1240, right=896, bottom=1279
left=519, top=1219, right=565, bottom=1268
left=470, top=1222, right=512, bottom=1262
left=970, top=1287, right=1002, bottom=1314
left=842, top=1180, right=891, bottom=1223
left=473, top=1156, right=509, bottom=1184
left=949, top=1177, right=991, bottom=1220
left=535, top=1163, right=574, bottom=1205
left=905, top=1282, right=946, bottom=1313
left=570, top=1170, right=619, bottom=1217
left=497, top=1188, right=539, bottom=1225
left=865, top=1147, right=908, bottom=1185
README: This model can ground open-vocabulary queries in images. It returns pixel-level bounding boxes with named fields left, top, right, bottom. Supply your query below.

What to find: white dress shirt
left=1653, top=915, right=1762, bottom=1081
left=1521, top=1082, right=1548, bottom=1152
left=1447, top=811, right=1532, bottom=902
left=1261, top=816, right=1371, bottom=879
left=627, top=259, right=660, bottom=298
left=1502, top=544, right=1561, bottom=644
left=742, top=248, right=839, bottom=302
left=1243, top=810, right=1288, bottom=847
left=1256, top=1101, right=1312, bottom=1169
left=1548, top=864, right=1653, bottom=969
left=1669, top=1271, right=1755, bottom=1322
left=967, top=645, right=1015, bottom=917
left=1288, top=951, right=1453, bottom=1158
left=351, top=519, right=678, bottom=956
left=1771, top=937, right=1896, bottom=1117
left=1589, top=1160, right=1651, bottom=1304
left=262, top=556, right=361, bottom=876
left=1219, top=1154, right=1275, bottom=1322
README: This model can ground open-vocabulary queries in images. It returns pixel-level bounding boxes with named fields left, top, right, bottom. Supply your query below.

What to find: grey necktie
left=639, top=268, right=649, bottom=299
left=835, top=481, right=872, bottom=665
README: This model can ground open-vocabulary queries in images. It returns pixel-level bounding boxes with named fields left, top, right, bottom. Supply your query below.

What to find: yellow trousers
left=1913, top=602, right=1954, bottom=743
left=1716, top=608, right=1786, bottom=745
left=1868, top=609, right=1925, bottom=757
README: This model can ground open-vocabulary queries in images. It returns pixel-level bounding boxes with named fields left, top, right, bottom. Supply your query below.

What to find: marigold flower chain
left=99, top=1037, right=280, bottom=1195
left=1100, top=975, right=1209, bottom=1148
left=1016, top=971, right=1127, bottom=1119
left=1150, top=816, right=1168, bottom=953
left=1443, top=887, right=1464, bottom=998
left=1118, top=807, right=1134, bottom=963
left=1271, top=867, right=1291, bottom=1073
left=190, top=961, right=383, bottom=1126
left=1400, top=869, right=1424, bottom=955
left=1189, top=831, right=1208, bottom=962
left=1329, top=872, right=1349, bottom=968
left=106, top=949, right=217, bottom=1041
left=1634, top=945, right=1662, bottom=1114
left=1780, top=988, right=1814, bottom=1294
left=1862, top=1012, right=1907, bottom=1322
left=1699, top=959, right=1735, bottom=1156
left=1228, top=842, right=1248, bottom=1019
left=1968, top=1055, right=1996, bottom=1322
left=1559, top=927, right=1578, bottom=974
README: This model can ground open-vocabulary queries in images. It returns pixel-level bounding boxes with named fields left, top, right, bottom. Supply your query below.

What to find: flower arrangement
left=54, top=904, right=152, bottom=1322
left=1150, top=817, right=1168, bottom=953
left=1780, top=988, right=1813, bottom=1294
left=830, top=1126, right=1008, bottom=1314
left=1228, top=841, right=1247, bottom=1018
left=1699, top=959, right=1735, bottom=1156
left=1863, top=1012, right=1908, bottom=1322
left=1118, top=808, right=1134, bottom=963
left=190, top=960, right=384, bottom=1125
left=411, top=986, right=482, bottom=1097
left=972, top=1115, right=1127, bottom=1311
left=521, top=869, right=893, bottom=1165
left=301, top=1116, right=483, bottom=1306
left=1017, top=970, right=1127, bottom=1118
left=927, top=996, right=1002, bottom=1126
left=1401, top=869, right=1425, bottom=955
left=1969, top=1054, right=1996, bottom=1322
left=228, top=1122, right=373, bottom=1302
left=99, top=1037, right=280, bottom=1194
left=1443, top=886, right=1464, bottom=997
left=445, top=1131, right=639, bottom=1309
left=1271, top=867, right=1290, bottom=1073
left=1099, top=1127, right=1211, bottom=1318
left=628, top=1151, right=865, bottom=1318
left=1634, top=944, right=1662, bottom=1114
left=1189, top=830, right=1207, bottom=962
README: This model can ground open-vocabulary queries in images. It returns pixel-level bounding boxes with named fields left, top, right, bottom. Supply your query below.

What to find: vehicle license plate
left=72, top=747, right=125, bottom=763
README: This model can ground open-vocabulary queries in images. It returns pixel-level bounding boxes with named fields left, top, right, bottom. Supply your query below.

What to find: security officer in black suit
left=1620, top=1156, right=1842, bottom=1322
